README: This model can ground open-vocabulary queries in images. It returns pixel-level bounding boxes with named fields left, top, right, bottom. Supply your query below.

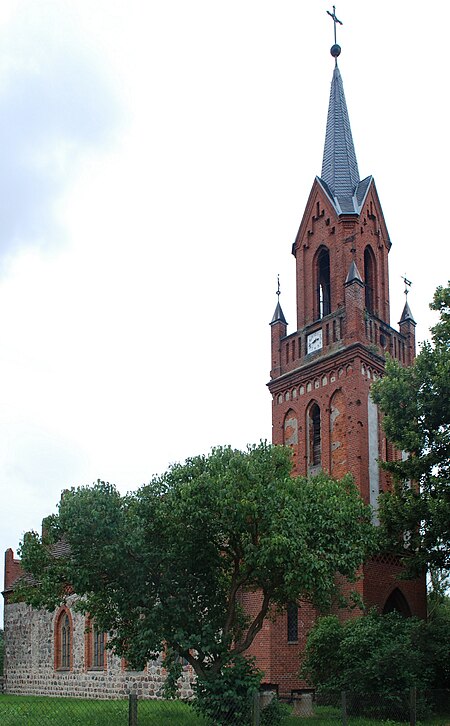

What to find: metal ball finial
left=330, top=43, right=341, bottom=58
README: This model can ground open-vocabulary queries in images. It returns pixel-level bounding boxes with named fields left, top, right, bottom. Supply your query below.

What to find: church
left=2, top=11, right=426, bottom=699
left=241, top=22, right=427, bottom=695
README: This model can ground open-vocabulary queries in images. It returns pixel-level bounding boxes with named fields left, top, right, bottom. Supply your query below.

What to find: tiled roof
left=5, top=538, right=71, bottom=592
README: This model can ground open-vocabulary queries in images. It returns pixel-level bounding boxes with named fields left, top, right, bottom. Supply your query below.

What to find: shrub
left=192, top=656, right=261, bottom=726
left=0, top=628, right=4, bottom=677
left=260, top=696, right=290, bottom=725
left=192, top=656, right=287, bottom=726
left=302, top=610, right=450, bottom=718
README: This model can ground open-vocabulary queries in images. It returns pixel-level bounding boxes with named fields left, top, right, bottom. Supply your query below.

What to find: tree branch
left=230, top=589, right=271, bottom=656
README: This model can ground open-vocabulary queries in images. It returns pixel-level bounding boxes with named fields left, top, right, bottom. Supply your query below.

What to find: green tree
left=0, top=628, right=4, bottom=677
left=428, top=570, right=449, bottom=619
left=372, top=282, right=450, bottom=577
left=18, top=443, right=375, bottom=684
left=302, top=610, right=450, bottom=717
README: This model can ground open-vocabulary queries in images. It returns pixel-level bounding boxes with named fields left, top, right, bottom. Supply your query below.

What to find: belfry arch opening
left=307, top=402, right=321, bottom=470
left=316, top=247, right=331, bottom=319
left=382, top=588, right=412, bottom=617
left=364, top=245, right=377, bottom=314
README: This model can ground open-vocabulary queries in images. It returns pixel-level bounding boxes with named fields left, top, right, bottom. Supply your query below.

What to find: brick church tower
left=245, top=28, right=427, bottom=697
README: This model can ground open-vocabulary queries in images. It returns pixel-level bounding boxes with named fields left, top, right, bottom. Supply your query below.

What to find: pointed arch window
left=93, top=627, right=106, bottom=668
left=317, top=248, right=331, bottom=319
left=307, top=402, right=322, bottom=470
left=364, top=246, right=376, bottom=314
left=85, top=617, right=107, bottom=670
left=55, top=607, right=73, bottom=671
left=287, top=603, right=299, bottom=642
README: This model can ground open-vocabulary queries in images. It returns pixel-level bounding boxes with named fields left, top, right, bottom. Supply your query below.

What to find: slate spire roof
left=270, top=276, right=287, bottom=326
left=271, top=300, right=287, bottom=326
left=345, top=259, right=363, bottom=285
left=321, top=65, right=359, bottom=197
left=400, top=299, right=416, bottom=325
left=318, top=63, right=372, bottom=215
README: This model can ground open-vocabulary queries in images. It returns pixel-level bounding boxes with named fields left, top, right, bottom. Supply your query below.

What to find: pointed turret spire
left=399, top=275, right=416, bottom=324
left=399, top=299, right=416, bottom=325
left=271, top=301, right=287, bottom=325
left=345, top=259, right=363, bottom=285
left=270, top=275, right=287, bottom=325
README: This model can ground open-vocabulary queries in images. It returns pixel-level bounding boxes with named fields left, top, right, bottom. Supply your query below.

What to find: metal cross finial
left=327, top=5, right=343, bottom=45
left=402, top=273, right=412, bottom=297
left=276, top=275, right=281, bottom=299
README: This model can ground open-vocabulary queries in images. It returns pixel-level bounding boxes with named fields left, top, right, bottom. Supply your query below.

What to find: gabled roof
left=317, top=174, right=373, bottom=216
left=292, top=174, right=389, bottom=257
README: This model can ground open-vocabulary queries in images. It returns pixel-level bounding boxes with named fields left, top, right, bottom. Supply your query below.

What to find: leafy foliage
left=17, top=442, right=375, bottom=684
left=425, top=592, right=450, bottom=690
left=192, top=656, right=289, bottom=726
left=0, top=627, right=4, bottom=676
left=428, top=570, right=450, bottom=619
left=260, top=697, right=290, bottom=725
left=302, top=610, right=450, bottom=697
left=192, top=655, right=261, bottom=726
left=372, top=282, right=450, bottom=577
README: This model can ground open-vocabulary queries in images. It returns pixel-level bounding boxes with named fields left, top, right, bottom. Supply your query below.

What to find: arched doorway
left=382, top=588, right=412, bottom=617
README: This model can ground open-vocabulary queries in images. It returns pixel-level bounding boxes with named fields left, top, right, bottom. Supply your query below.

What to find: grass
left=0, top=695, right=449, bottom=726
left=285, top=705, right=450, bottom=726
left=0, top=695, right=131, bottom=726
left=0, top=696, right=204, bottom=726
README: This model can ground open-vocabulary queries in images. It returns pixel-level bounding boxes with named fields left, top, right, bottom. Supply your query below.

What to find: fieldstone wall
left=4, top=597, right=194, bottom=699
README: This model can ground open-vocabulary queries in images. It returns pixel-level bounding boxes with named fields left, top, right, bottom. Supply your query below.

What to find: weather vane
left=276, top=274, right=281, bottom=299
left=327, top=5, right=343, bottom=62
left=401, top=274, right=412, bottom=297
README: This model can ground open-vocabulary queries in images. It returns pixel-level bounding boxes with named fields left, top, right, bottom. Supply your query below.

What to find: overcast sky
left=1, top=1, right=448, bottom=623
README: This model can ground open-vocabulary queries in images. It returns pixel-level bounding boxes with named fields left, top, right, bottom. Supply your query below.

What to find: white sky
left=1, top=1, right=449, bottom=624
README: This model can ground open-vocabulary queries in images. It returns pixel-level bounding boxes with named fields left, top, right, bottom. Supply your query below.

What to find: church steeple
left=262, top=6, right=426, bottom=696
left=317, top=18, right=372, bottom=217
left=320, top=64, right=360, bottom=202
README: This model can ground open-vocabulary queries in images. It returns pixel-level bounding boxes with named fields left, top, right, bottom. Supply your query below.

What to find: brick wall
left=4, top=549, right=24, bottom=593
left=260, top=171, right=427, bottom=697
